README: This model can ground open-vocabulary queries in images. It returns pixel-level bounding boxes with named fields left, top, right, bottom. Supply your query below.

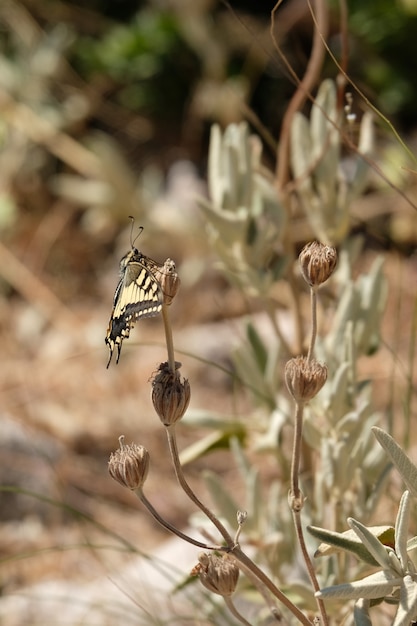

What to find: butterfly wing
left=105, top=250, right=164, bottom=367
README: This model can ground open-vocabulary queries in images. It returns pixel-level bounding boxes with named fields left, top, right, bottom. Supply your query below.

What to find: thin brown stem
left=290, top=402, right=304, bottom=501
left=275, top=0, right=329, bottom=193
left=165, top=425, right=235, bottom=545
left=167, top=425, right=311, bottom=623
left=307, top=287, right=318, bottom=362
left=162, top=304, right=176, bottom=373
left=223, top=596, right=252, bottom=626
left=136, top=489, right=226, bottom=551
left=231, top=545, right=313, bottom=626
left=234, top=559, right=287, bottom=624
left=289, top=399, right=329, bottom=625
left=292, top=509, right=329, bottom=626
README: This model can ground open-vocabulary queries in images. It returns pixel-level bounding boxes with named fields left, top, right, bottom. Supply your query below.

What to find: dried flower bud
left=154, top=258, right=180, bottom=306
left=285, top=356, right=328, bottom=403
left=299, top=241, right=337, bottom=287
left=192, top=553, right=239, bottom=597
left=151, top=362, right=190, bottom=426
left=108, top=436, right=150, bottom=490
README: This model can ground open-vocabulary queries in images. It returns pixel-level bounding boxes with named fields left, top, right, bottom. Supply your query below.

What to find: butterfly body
left=106, top=247, right=164, bottom=367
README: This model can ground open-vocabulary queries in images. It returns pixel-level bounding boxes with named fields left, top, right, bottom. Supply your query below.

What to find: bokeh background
left=0, top=0, right=416, bottom=623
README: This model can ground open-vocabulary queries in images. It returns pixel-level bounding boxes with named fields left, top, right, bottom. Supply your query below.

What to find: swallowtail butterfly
left=105, top=224, right=167, bottom=368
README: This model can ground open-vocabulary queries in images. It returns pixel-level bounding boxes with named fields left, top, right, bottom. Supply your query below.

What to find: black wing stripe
left=105, top=250, right=165, bottom=367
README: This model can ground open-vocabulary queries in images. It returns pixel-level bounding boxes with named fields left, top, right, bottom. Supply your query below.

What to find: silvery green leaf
left=316, top=569, right=402, bottom=600
left=311, top=79, right=337, bottom=155
left=393, top=575, right=417, bottom=626
left=356, top=257, right=386, bottom=355
left=207, top=124, right=223, bottom=208
left=325, top=283, right=359, bottom=361
left=308, top=524, right=394, bottom=566
left=311, top=79, right=340, bottom=195
left=290, top=111, right=314, bottom=183
left=372, top=428, right=417, bottom=498
left=198, top=197, right=248, bottom=243
left=395, top=491, right=411, bottom=571
left=321, top=438, right=335, bottom=488
left=348, top=518, right=393, bottom=570
left=346, top=112, right=374, bottom=203
left=224, top=122, right=253, bottom=209
left=255, top=408, right=288, bottom=453
left=408, top=536, right=417, bottom=552
left=223, top=136, right=240, bottom=209
left=353, top=598, right=372, bottom=626
left=327, top=362, right=351, bottom=422
left=358, top=111, right=374, bottom=155
left=179, top=426, right=245, bottom=466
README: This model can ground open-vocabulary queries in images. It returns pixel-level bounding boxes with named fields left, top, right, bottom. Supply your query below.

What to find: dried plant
left=0, top=1, right=415, bottom=625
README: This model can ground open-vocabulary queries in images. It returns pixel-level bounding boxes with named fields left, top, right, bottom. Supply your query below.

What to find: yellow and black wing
left=105, top=248, right=164, bottom=367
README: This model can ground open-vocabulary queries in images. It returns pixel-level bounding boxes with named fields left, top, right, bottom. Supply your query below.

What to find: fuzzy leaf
left=316, top=570, right=402, bottom=600
left=372, top=428, right=417, bottom=498
left=393, top=575, right=417, bottom=626
left=348, top=518, right=393, bottom=570
left=309, top=525, right=394, bottom=566
left=395, top=491, right=411, bottom=571
left=353, top=599, right=372, bottom=626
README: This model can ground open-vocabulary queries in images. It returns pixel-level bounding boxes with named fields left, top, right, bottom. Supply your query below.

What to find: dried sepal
left=151, top=361, right=191, bottom=426
left=154, top=258, right=180, bottom=306
left=192, top=552, right=239, bottom=597
left=285, top=356, right=328, bottom=403
left=108, top=436, right=150, bottom=490
left=299, top=241, right=337, bottom=287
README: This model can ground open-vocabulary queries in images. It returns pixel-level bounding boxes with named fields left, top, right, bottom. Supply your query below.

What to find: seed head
left=299, top=241, right=337, bottom=287
left=192, top=553, right=239, bottom=597
left=108, top=437, right=150, bottom=490
left=154, top=258, right=180, bottom=306
left=151, top=362, right=190, bottom=426
left=285, top=356, right=328, bottom=403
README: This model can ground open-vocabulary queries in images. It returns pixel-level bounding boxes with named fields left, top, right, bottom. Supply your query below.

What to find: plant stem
left=162, top=304, right=176, bottom=373
left=289, top=401, right=329, bottom=625
left=292, top=507, right=329, bottom=626
left=231, top=545, right=313, bottom=626
left=290, top=402, right=304, bottom=501
left=273, top=0, right=329, bottom=193
left=136, top=488, right=226, bottom=552
left=223, top=596, right=252, bottom=626
left=167, top=426, right=312, bottom=623
left=165, top=424, right=235, bottom=545
left=307, top=286, right=318, bottom=362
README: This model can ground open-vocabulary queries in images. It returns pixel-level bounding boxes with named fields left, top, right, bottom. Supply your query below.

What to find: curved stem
left=136, top=488, right=226, bottom=552
left=165, top=425, right=235, bottom=546
left=223, top=596, right=252, bottom=626
left=231, top=545, right=313, bottom=626
left=167, top=426, right=313, bottom=622
left=234, top=559, right=286, bottom=624
left=275, top=0, right=329, bottom=193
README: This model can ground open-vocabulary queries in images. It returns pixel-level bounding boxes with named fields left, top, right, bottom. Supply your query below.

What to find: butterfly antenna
left=128, top=216, right=144, bottom=248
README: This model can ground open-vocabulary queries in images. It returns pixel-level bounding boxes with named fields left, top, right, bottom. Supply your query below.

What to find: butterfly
left=105, top=224, right=167, bottom=368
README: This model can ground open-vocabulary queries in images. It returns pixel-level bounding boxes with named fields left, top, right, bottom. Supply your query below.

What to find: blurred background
left=0, top=0, right=416, bottom=622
